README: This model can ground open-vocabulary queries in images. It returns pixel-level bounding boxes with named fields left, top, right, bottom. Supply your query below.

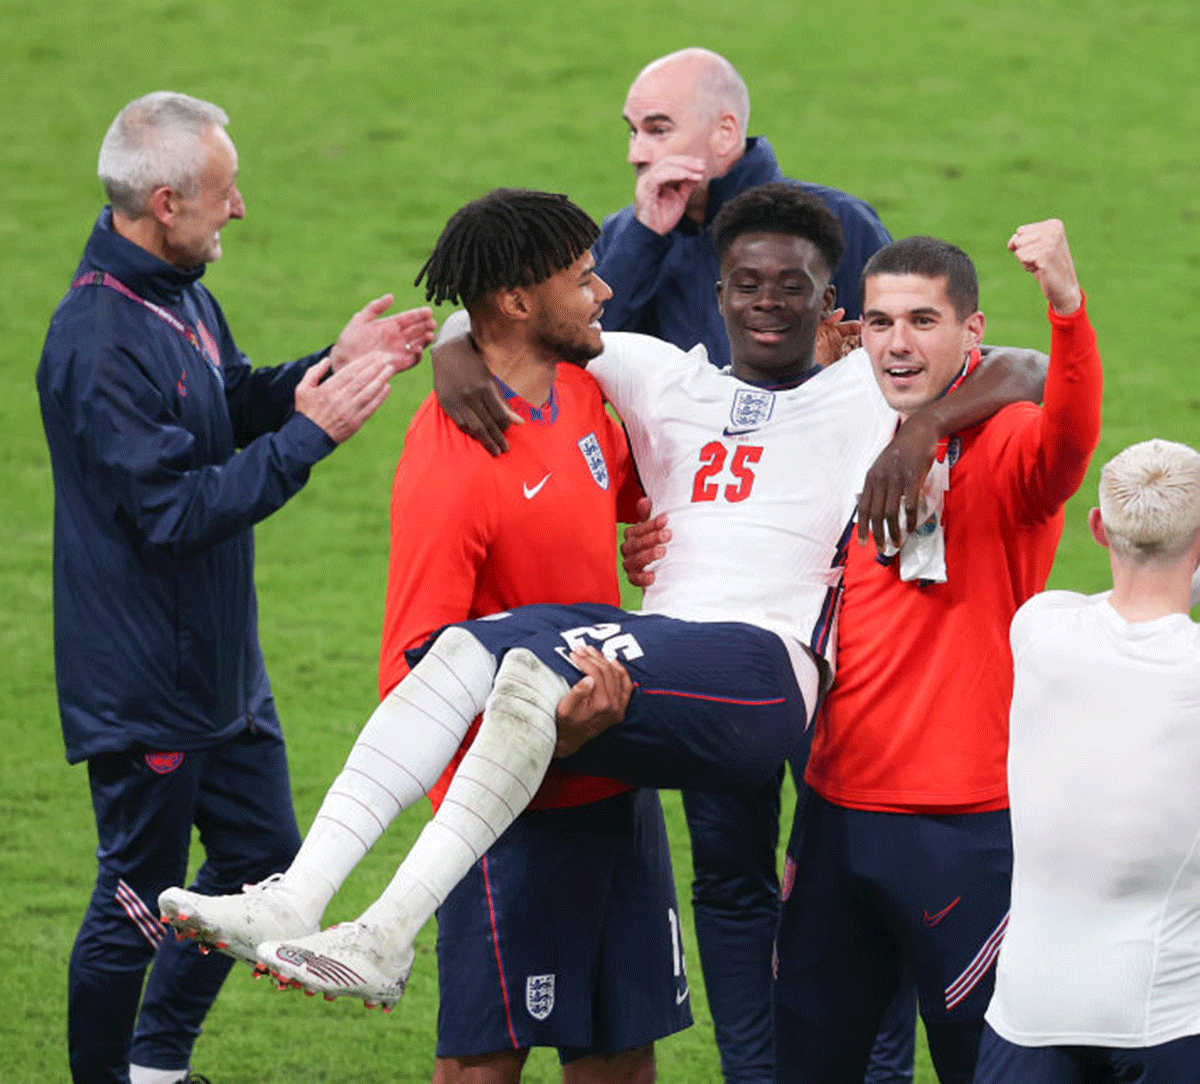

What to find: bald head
left=633, top=48, right=751, bottom=136
left=623, top=47, right=751, bottom=204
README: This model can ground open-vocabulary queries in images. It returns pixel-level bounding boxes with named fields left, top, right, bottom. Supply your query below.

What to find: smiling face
left=527, top=251, right=613, bottom=366
left=718, top=231, right=835, bottom=385
left=160, top=125, right=244, bottom=268
left=861, top=273, right=985, bottom=417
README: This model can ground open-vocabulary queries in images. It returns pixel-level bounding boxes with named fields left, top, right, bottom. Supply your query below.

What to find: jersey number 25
left=691, top=442, right=762, bottom=503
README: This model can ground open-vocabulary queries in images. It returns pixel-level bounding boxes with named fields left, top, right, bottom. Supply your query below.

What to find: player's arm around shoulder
left=589, top=329, right=702, bottom=407
left=397, top=390, right=502, bottom=500
left=430, top=310, right=523, bottom=456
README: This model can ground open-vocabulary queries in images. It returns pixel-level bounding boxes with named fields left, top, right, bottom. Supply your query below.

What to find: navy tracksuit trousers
left=69, top=728, right=300, bottom=1084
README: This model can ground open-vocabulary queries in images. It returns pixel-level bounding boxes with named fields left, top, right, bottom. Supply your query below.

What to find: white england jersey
left=987, top=590, right=1200, bottom=1047
left=589, top=333, right=896, bottom=699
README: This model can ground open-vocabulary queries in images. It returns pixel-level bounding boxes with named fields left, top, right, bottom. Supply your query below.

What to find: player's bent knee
left=486, top=650, right=568, bottom=738
left=426, top=625, right=498, bottom=677
left=465, top=649, right=569, bottom=790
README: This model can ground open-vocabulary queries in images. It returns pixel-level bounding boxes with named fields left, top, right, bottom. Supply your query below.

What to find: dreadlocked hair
left=415, top=188, right=600, bottom=310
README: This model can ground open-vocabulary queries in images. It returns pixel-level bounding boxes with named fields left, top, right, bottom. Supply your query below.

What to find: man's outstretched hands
left=554, top=646, right=634, bottom=758
left=297, top=296, right=437, bottom=444
left=330, top=295, right=437, bottom=374
left=294, top=350, right=396, bottom=444
left=1008, top=220, right=1082, bottom=316
left=634, top=155, right=706, bottom=235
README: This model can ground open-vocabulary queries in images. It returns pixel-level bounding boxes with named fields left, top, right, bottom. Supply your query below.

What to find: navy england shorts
left=413, top=602, right=810, bottom=793
left=435, top=788, right=692, bottom=1060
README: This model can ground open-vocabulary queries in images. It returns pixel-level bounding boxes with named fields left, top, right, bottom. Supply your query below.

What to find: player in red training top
left=162, top=190, right=690, bottom=1084
left=383, top=298, right=637, bottom=817
left=774, top=220, right=1102, bottom=1084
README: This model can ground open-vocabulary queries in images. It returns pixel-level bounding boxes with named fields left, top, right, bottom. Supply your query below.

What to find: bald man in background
left=594, top=47, right=890, bottom=364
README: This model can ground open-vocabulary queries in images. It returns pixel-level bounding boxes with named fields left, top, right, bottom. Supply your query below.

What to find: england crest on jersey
left=726, top=387, right=775, bottom=434
left=577, top=432, right=609, bottom=490
left=526, top=973, right=555, bottom=1020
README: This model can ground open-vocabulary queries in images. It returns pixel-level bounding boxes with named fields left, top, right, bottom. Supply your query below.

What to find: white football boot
left=159, top=875, right=315, bottom=967
left=257, top=921, right=415, bottom=1010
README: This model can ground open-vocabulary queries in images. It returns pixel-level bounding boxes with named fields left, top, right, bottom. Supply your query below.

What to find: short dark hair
left=711, top=182, right=845, bottom=277
left=415, top=188, right=600, bottom=310
left=862, top=236, right=979, bottom=319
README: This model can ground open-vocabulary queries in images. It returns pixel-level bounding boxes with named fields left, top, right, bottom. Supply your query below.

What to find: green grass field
left=3, top=1, right=1198, bottom=1080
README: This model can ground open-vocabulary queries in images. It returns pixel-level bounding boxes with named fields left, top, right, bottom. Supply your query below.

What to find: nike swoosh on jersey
left=676, top=983, right=690, bottom=1005
left=523, top=473, right=551, bottom=499
left=722, top=425, right=760, bottom=437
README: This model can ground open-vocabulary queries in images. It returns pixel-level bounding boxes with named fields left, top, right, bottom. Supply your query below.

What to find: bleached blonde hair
left=98, top=91, right=228, bottom=217
left=1099, top=438, right=1200, bottom=560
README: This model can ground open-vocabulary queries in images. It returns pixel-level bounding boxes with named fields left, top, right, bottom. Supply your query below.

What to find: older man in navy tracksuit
left=37, top=91, right=433, bottom=1084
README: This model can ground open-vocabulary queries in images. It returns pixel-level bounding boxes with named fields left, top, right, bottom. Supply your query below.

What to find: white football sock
left=358, top=647, right=566, bottom=943
left=279, top=627, right=498, bottom=925
left=129, top=1068, right=186, bottom=1084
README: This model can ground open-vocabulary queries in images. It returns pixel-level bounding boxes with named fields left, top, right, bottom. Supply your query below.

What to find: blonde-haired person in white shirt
left=979, top=438, right=1200, bottom=1084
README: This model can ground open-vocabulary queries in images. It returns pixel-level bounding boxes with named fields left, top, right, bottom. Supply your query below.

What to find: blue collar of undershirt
left=494, top=375, right=559, bottom=426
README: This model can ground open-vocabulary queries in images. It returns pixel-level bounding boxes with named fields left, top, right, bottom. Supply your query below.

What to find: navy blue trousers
left=69, top=727, right=300, bottom=1084
left=684, top=775, right=917, bottom=1084
left=775, top=795, right=1012, bottom=1084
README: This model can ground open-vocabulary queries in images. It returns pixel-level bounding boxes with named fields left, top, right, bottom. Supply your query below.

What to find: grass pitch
left=3, top=1, right=1198, bottom=1080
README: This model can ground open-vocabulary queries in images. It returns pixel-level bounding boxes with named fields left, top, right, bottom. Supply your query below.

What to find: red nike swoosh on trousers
left=923, top=896, right=962, bottom=927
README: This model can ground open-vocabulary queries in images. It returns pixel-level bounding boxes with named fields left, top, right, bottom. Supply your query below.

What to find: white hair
left=1099, top=438, right=1200, bottom=560
left=639, top=48, right=751, bottom=138
left=98, top=91, right=229, bottom=218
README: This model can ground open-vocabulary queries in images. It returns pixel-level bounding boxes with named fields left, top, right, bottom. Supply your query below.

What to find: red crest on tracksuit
left=145, top=751, right=184, bottom=774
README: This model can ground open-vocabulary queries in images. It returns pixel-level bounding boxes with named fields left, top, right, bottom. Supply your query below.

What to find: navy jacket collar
left=702, top=136, right=783, bottom=226
left=80, top=207, right=207, bottom=306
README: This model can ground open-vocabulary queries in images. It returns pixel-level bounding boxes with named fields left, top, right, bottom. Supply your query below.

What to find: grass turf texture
left=3, top=0, right=1198, bottom=1080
